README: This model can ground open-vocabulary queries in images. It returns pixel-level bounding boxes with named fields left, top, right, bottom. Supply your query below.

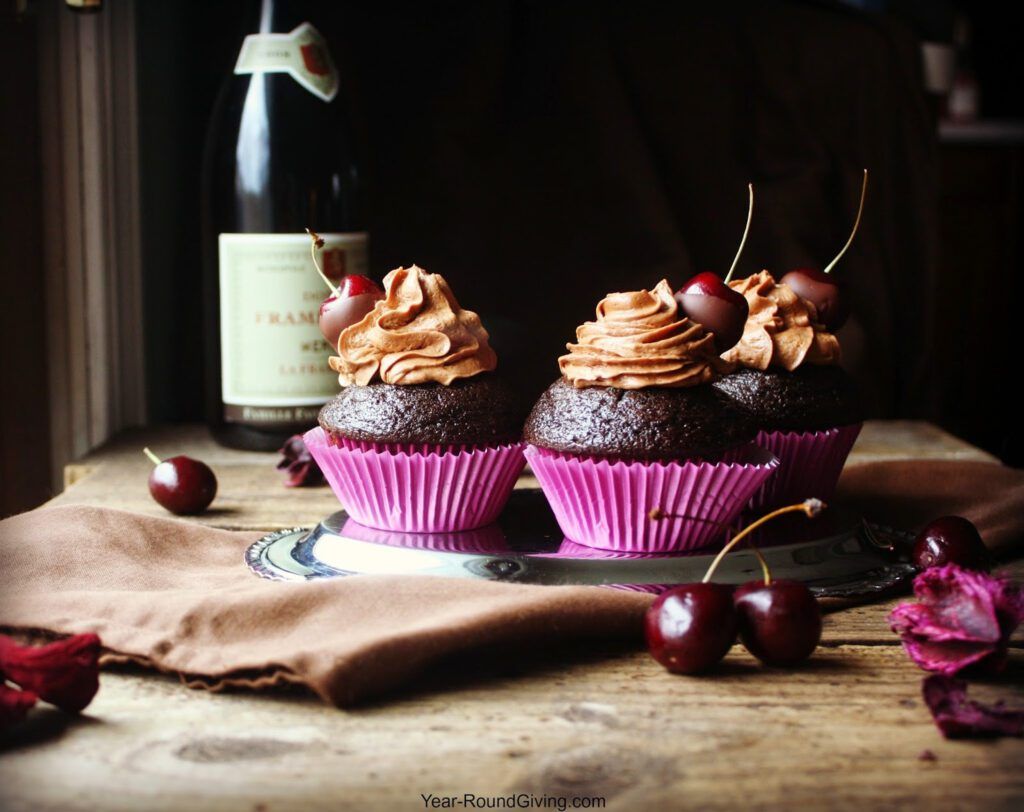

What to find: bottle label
left=218, top=232, right=368, bottom=426
left=234, top=22, right=339, bottom=102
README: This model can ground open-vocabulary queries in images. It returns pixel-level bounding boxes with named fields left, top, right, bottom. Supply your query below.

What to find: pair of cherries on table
left=647, top=506, right=991, bottom=675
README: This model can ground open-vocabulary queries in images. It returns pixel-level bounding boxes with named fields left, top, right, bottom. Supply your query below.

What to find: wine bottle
left=201, top=0, right=365, bottom=450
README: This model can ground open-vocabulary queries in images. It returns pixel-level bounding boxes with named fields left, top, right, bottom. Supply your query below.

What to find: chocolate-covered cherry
left=779, top=268, right=848, bottom=331
left=779, top=169, right=868, bottom=331
left=912, top=516, right=989, bottom=571
left=674, top=183, right=754, bottom=351
left=318, top=274, right=383, bottom=347
left=674, top=272, right=749, bottom=351
left=645, top=583, right=738, bottom=674
left=143, top=448, right=217, bottom=515
left=734, top=580, right=822, bottom=667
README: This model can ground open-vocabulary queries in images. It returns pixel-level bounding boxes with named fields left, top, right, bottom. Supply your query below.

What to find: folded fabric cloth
left=0, top=505, right=650, bottom=706
left=836, top=460, right=1024, bottom=555
left=1, top=460, right=1022, bottom=706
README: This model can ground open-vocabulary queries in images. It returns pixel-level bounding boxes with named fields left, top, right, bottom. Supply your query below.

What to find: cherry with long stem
left=142, top=447, right=217, bottom=515
left=723, top=183, right=754, bottom=284
left=822, top=168, right=868, bottom=275
left=707, top=499, right=826, bottom=667
left=672, top=183, right=754, bottom=350
left=306, top=228, right=338, bottom=295
left=701, top=498, right=824, bottom=585
left=648, top=506, right=772, bottom=585
left=780, top=169, right=868, bottom=330
left=307, top=227, right=384, bottom=346
left=645, top=499, right=824, bottom=674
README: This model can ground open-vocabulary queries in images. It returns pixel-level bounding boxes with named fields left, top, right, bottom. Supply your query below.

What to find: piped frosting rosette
left=527, top=280, right=778, bottom=553
left=330, top=264, right=497, bottom=386
left=722, top=270, right=860, bottom=510
left=722, top=270, right=840, bottom=372
left=308, top=265, right=524, bottom=533
left=559, top=280, right=728, bottom=388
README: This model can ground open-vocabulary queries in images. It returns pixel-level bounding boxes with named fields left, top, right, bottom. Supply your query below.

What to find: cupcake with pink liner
left=305, top=265, right=526, bottom=533
left=523, top=280, right=778, bottom=553
left=712, top=271, right=862, bottom=511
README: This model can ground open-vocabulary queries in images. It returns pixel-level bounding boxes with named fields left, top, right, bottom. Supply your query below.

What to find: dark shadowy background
left=134, top=0, right=1024, bottom=465
left=4, top=0, right=1022, bottom=521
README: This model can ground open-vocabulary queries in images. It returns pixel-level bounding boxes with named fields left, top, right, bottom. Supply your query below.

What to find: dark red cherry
left=144, top=449, right=217, bottom=515
left=912, top=516, right=989, bottom=571
left=645, top=583, right=738, bottom=674
left=779, top=268, right=849, bottom=331
left=318, top=275, right=383, bottom=347
left=734, top=580, right=821, bottom=667
left=674, top=272, right=750, bottom=352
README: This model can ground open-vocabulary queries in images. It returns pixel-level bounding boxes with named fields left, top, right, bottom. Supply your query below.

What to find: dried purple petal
left=922, top=675, right=1024, bottom=739
left=888, top=565, right=1024, bottom=676
left=276, top=435, right=325, bottom=488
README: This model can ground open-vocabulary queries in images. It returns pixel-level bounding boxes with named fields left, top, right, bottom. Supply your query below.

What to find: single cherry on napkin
left=307, top=228, right=383, bottom=347
left=143, top=448, right=217, bottom=515
left=674, top=183, right=753, bottom=352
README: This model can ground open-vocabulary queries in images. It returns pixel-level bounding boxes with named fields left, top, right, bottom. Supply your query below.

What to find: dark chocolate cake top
left=711, top=366, right=862, bottom=432
left=523, top=377, right=756, bottom=461
left=319, top=374, right=525, bottom=446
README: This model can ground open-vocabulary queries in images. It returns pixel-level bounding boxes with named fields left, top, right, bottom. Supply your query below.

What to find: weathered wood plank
left=5, top=420, right=1016, bottom=812
left=1, top=646, right=1021, bottom=812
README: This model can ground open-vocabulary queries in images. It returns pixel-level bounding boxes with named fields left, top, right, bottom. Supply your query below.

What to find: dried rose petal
left=888, top=565, right=1024, bottom=676
left=0, top=683, right=38, bottom=728
left=922, top=675, right=1024, bottom=739
left=277, top=435, right=325, bottom=488
left=0, top=633, right=101, bottom=713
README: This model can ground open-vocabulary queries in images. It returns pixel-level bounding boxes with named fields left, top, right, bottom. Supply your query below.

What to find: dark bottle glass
left=201, top=0, right=364, bottom=450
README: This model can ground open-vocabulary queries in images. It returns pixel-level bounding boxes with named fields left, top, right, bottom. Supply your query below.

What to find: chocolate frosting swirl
left=330, top=265, right=497, bottom=386
left=721, top=271, right=840, bottom=372
left=559, top=280, right=726, bottom=389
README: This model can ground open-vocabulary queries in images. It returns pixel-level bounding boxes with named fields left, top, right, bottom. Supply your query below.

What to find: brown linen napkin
left=1, top=460, right=1022, bottom=707
left=836, top=460, right=1024, bottom=554
left=0, top=505, right=650, bottom=706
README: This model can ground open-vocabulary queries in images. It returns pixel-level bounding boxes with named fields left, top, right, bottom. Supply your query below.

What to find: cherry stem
left=723, top=183, right=754, bottom=284
left=649, top=506, right=770, bottom=581
left=306, top=228, right=339, bottom=296
left=823, top=168, right=868, bottom=275
left=701, top=498, right=825, bottom=585
left=142, top=447, right=162, bottom=467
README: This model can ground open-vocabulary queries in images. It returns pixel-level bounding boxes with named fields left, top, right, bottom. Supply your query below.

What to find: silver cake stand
left=246, top=490, right=916, bottom=598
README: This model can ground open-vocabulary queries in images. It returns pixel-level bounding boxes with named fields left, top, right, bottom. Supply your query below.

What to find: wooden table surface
left=2, top=421, right=1022, bottom=812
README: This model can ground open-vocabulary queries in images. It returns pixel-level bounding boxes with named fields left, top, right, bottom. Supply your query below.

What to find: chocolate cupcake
left=523, top=280, right=778, bottom=553
left=304, top=265, right=526, bottom=532
left=713, top=270, right=863, bottom=509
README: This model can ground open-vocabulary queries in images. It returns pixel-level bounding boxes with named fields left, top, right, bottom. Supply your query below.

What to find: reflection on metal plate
left=245, top=490, right=916, bottom=598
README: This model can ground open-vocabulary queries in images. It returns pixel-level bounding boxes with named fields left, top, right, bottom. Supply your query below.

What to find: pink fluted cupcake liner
left=304, top=427, right=526, bottom=533
left=525, top=444, right=779, bottom=553
left=747, top=423, right=862, bottom=511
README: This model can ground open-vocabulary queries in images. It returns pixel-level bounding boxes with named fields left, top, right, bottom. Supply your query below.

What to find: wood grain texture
left=2, top=420, right=1020, bottom=811
left=1, top=646, right=1021, bottom=812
